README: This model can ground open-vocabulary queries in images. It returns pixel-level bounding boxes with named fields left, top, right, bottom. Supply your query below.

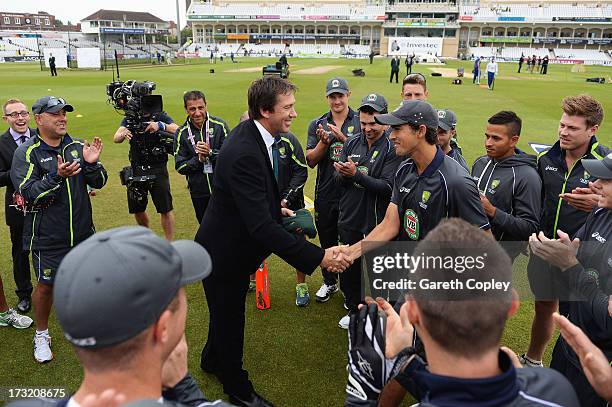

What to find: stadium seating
left=188, top=3, right=384, bottom=20
left=501, top=47, right=550, bottom=60
left=553, top=48, right=612, bottom=63
left=460, top=3, right=612, bottom=22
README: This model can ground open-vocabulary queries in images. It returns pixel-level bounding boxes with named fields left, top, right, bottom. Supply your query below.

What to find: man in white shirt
left=486, top=57, right=499, bottom=90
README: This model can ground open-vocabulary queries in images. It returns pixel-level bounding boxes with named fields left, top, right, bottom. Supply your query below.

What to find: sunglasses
left=35, top=97, right=67, bottom=114
left=45, top=97, right=66, bottom=109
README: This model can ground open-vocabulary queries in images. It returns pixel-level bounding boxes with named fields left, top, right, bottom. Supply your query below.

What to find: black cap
left=54, top=226, right=212, bottom=349
left=325, top=77, right=349, bottom=96
left=359, top=93, right=388, bottom=113
left=582, top=152, right=612, bottom=180
left=375, top=100, right=438, bottom=130
left=437, top=109, right=457, bottom=131
left=32, top=96, right=74, bottom=114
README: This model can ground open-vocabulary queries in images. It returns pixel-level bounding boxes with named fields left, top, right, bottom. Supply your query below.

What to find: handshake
left=321, top=245, right=355, bottom=273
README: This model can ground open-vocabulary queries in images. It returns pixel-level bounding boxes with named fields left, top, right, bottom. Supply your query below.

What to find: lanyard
left=186, top=118, right=210, bottom=150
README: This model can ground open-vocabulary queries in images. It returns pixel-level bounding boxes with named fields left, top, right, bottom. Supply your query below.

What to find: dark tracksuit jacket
left=537, top=137, right=610, bottom=238
left=336, top=131, right=402, bottom=310
left=337, top=130, right=402, bottom=235
left=527, top=137, right=609, bottom=300
left=10, top=134, right=107, bottom=251
left=174, top=115, right=229, bottom=198
left=551, top=207, right=612, bottom=407
left=346, top=351, right=579, bottom=406
left=447, top=139, right=468, bottom=172
left=306, top=108, right=360, bottom=284
left=471, top=150, right=541, bottom=259
left=306, top=108, right=360, bottom=205
left=275, top=132, right=307, bottom=211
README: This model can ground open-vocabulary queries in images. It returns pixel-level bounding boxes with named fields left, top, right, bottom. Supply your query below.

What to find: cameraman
left=113, top=109, right=178, bottom=241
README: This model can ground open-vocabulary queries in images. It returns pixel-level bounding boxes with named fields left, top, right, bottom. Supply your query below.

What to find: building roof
left=81, top=9, right=165, bottom=23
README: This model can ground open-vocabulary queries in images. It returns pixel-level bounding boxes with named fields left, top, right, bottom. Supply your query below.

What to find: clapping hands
left=528, top=230, right=580, bottom=271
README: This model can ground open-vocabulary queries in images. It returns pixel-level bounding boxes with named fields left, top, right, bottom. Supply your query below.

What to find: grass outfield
left=0, top=58, right=611, bottom=406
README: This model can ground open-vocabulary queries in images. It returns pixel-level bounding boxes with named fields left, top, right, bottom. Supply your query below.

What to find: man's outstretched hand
left=322, top=245, right=353, bottom=273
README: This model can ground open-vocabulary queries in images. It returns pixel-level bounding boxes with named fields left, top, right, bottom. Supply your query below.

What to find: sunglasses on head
left=45, top=97, right=66, bottom=109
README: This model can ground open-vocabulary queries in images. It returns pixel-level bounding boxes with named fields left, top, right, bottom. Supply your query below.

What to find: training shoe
left=315, top=283, right=338, bottom=303
left=519, top=353, right=543, bottom=368
left=338, top=314, right=350, bottom=329
left=0, top=309, right=33, bottom=329
left=295, top=283, right=310, bottom=307
left=33, top=333, right=53, bottom=363
left=248, top=280, right=256, bottom=293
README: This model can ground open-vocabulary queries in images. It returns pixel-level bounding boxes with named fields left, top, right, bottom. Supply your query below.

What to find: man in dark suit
left=195, top=76, right=350, bottom=407
left=390, top=56, right=400, bottom=83
left=0, top=99, right=34, bottom=313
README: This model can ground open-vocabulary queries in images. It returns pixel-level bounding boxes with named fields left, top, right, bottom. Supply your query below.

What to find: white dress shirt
left=254, top=120, right=276, bottom=168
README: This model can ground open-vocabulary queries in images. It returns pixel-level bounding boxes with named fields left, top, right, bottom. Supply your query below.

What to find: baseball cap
left=358, top=93, right=388, bottom=113
left=54, top=226, right=212, bottom=349
left=437, top=109, right=457, bottom=131
left=32, top=96, right=74, bottom=114
left=375, top=99, right=438, bottom=130
left=326, top=77, right=349, bottom=96
left=582, top=152, right=612, bottom=180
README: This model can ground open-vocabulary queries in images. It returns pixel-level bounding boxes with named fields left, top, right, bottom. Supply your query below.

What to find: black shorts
left=127, top=166, right=173, bottom=214
left=527, top=254, right=570, bottom=301
left=32, top=247, right=72, bottom=285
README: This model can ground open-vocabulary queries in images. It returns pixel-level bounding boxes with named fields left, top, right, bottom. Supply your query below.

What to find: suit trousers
left=10, top=223, right=32, bottom=300
left=390, top=69, right=399, bottom=83
left=191, top=196, right=211, bottom=224
left=201, top=271, right=253, bottom=398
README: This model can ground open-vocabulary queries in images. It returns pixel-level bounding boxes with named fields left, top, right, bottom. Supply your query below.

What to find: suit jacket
left=0, top=127, right=35, bottom=227
left=195, top=119, right=324, bottom=279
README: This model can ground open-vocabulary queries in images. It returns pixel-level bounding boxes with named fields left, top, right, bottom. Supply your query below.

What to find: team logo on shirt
left=591, top=232, right=607, bottom=244
left=404, top=209, right=419, bottom=240
left=278, top=146, right=286, bottom=157
left=370, top=151, right=379, bottom=163
left=584, top=268, right=599, bottom=286
left=42, top=268, right=52, bottom=279
left=347, top=126, right=354, bottom=137
left=70, top=150, right=79, bottom=159
left=208, top=127, right=214, bottom=135
left=583, top=170, right=590, bottom=180
left=329, top=141, right=344, bottom=162
left=354, top=166, right=369, bottom=189
left=491, top=179, right=500, bottom=189
left=419, top=191, right=430, bottom=209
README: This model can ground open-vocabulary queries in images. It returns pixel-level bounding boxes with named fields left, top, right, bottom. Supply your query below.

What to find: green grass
left=0, top=58, right=611, bottom=406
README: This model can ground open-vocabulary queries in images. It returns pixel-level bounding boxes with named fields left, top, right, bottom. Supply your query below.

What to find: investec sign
left=387, top=37, right=443, bottom=56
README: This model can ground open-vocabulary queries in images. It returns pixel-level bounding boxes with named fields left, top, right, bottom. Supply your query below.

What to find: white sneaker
left=315, top=283, right=338, bottom=303
left=33, top=333, right=53, bottom=363
left=338, top=314, right=350, bottom=329
left=518, top=353, right=543, bottom=368
left=0, top=308, right=33, bottom=329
